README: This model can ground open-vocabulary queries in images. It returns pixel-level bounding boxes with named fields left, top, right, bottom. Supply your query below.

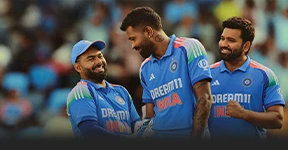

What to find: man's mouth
left=220, top=48, right=231, bottom=55
left=92, top=64, right=104, bottom=72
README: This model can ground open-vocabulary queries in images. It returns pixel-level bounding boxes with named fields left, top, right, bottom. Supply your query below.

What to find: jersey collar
left=80, top=79, right=114, bottom=91
left=220, top=56, right=251, bottom=73
left=152, top=34, right=176, bottom=62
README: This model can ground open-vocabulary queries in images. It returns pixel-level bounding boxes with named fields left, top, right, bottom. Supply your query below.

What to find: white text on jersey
left=101, top=108, right=130, bottom=120
left=212, top=93, right=251, bottom=104
left=150, top=78, right=183, bottom=99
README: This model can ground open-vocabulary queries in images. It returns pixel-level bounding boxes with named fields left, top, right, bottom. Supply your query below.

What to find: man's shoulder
left=174, top=36, right=201, bottom=46
left=67, top=81, right=92, bottom=102
left=210, top=61, right=221, bottom=69
left=140, top=56, right=153, bottom=69
left=110, top=83, right=129, bottom=91
left=110, top=83, right=125, bottom=89
left=249, top=59, right=275, bottom=74
left=70, top=81, right=89, bottom=92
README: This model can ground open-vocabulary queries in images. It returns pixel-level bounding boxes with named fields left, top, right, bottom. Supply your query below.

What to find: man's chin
left=140, top=53, right=151, bottom=58
left=93, top=75, right=106, bottom=82
left=220, top=53, right=229, bottom=60
left=88, top=72, right=107, bottom=81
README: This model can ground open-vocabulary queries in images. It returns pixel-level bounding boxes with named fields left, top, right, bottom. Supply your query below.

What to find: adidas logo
left=211, top=80, right=220, bottom=86
left=149, top=73, right=155, bottom=81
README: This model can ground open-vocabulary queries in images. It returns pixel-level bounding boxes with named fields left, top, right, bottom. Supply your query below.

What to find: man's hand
left=226, top=101, right=246, bottom=119
left=133, top=117, right=153, bottom=138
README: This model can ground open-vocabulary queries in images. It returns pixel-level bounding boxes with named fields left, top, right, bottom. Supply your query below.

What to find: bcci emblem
left=198, top=59, right=209, bottom=71
left=170, top=58, right=178, bottom=72
left=115, top=96, right=125, bottom=105
left=242, top=78, right=252, bottom=87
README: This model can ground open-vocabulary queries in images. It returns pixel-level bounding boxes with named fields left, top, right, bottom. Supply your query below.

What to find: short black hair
left=120, top=6, right=162, bottom=31
left=222, top=16, right=255, bottom=54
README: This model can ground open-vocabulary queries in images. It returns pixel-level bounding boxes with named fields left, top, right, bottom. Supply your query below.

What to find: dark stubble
left=139, top=38, right=155, bottom=58
left=219, top=44, right=244, bottom=61
left=84, top=65, right=107, bottom=83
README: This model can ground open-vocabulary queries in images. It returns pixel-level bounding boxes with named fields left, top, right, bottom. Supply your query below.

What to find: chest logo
left=170, top=58, right=178, bottom=72
left=115, top=96, right=125, bottom=105
left=242, top=78, right=252, bottom=87
left=149, top=73, right=155, bottom=81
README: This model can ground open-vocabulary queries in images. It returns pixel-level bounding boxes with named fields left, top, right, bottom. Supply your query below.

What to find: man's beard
left=219, top=46, right=243, bottom=61
left=84, top=67, right=107, bottom=82
left=139, top=39, right=155, bottom=58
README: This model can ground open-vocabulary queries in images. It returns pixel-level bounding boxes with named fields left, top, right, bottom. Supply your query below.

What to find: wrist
left=240, top=109, right=249, bottom=120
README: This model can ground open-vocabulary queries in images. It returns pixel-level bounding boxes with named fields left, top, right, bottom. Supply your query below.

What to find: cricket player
left=208, top=16, right=285, bottom=139
left=120, top=6, right=213, bottom=139
left=66, top=39, right=141, bottom=139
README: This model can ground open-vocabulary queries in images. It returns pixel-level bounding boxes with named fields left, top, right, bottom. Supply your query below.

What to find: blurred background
left=0, top=0, right=287, bottom=139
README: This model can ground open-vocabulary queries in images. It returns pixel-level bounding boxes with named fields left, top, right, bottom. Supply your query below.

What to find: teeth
left=221, top=49, right=231, bottom=54
left=94, top=66, right=104, bottom=72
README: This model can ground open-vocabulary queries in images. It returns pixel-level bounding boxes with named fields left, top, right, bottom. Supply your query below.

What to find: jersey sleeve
left=262, top=69, right=286, bottom=109
left=184, top=38, right=212, bottom=85
left=139, top=63, right=154, bottom=104
left=120, top=86, right=141, bottom=123
left=67, top=82, right=98, bottom=126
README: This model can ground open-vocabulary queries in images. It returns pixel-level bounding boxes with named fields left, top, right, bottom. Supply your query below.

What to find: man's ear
left=243, top=41, right=251, bottom=53
left=74, top=63, right=81, bottom=73
left=145, top=26, right=154, bottom=38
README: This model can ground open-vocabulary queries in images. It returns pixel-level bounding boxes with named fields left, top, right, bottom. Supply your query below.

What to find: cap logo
left=82, top=40, right=91, bottom=44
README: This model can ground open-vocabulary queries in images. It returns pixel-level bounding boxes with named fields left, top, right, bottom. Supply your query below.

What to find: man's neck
left=224, top=55, right=247, bottom=72
left=153, top=32, right=171, bottom=60
left=95, top=80, right=106, bottom=88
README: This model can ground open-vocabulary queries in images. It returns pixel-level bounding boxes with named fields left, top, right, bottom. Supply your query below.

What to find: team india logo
left=170, top=58, right=178, bottom=72
left=115, top=96, right=125, bottom=105
left=198, top=59, right=209, bottom=71
left=242, top=78, right=252, bottom=87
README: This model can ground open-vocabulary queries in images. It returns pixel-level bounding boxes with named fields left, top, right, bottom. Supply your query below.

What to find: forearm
left=241, top=110, right=283, bottom=129
left=78, top=120, right=126, bottom=139
left=192, top=96, right=212, bottom=137
left=145, top=103, right=155, bottom=118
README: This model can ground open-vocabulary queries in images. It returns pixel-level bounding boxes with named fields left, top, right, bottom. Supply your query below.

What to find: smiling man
left=208, top=16, right=285, bottom=139
left=66, top=40, right=140, bottom=139
left=120, top=6, right=213, bottom=139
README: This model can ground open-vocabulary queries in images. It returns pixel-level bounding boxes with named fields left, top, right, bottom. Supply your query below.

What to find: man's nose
left=219, top=40, right=228, bottom=47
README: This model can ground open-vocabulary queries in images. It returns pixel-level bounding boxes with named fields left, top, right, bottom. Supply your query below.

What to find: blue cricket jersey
left=66, top=79, right=140, bottom=138
left=208, top=56, right=285, bottom=139
left=140, top=34, right=212, bottom=138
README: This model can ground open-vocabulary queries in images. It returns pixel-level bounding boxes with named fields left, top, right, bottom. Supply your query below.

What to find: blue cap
left=71, top=40, right=106, bottom=65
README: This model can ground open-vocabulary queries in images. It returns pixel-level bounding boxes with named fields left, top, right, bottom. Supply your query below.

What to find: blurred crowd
left=0, top=0, right=287, bottom=139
